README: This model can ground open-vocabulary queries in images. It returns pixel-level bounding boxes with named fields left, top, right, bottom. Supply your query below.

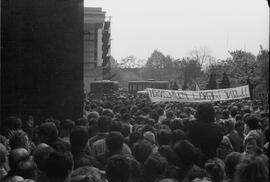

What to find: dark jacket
left=188, top=120, right=223, bottom=164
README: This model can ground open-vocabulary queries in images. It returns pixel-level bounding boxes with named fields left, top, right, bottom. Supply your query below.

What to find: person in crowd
left=0, top=143, right=8, bottom=180
left=143, top=131, right=158, bottom=152
left=223, top=152, right=242, bottom=182
left=43, top=151, right=73, bottom=182
left=71, top=166, right=106, bottom=182
left=38, top=122, right=70, bottom=152
left=70, top=126, right=98, bottom=169
left=171, top=129, right=186, bottom=146
left=224, top=119, right=243, bottom=152
left=86, top=116, right=111, bottom=154
left=3, top=148, right=30, bottom=181
left=33, top=143, right=54, bottom=182
left=204, top=158, right=225, bottom=182
left=157, top=129, right=172, bottom=147
left=96, top=131, right=125, bottom=168
left=133, top=139, right=153, bottom=166
left=105, top=155, right=131, bottom=182
left=244, top=114, right=264, bottom=149
left=59, top=119, right=75, bottom=144
left=141, top=153, right=168, bottom=182
left=188, top=103, right=223, bottom=166
left=9, top=130, right=33, bottom=154
left=234, top=153, right=268, bottom=182
left=1, top=116, right=22, bottom=138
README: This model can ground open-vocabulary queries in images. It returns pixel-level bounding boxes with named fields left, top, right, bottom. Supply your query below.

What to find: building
left=1, top=0, right=84, bottom=121
left=84, top=7, right=111, bottom=93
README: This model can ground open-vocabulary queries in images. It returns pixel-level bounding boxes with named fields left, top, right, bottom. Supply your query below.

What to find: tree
left=189, top=46, right=214, bottom=68
left=143, top=50, right=174, bottom=80
left=256, top=46, right=269, bottom=91
left=219, top=72, right=230, bottom=89
left=119, top=56, right=145, bottom=68
left=206, top=72, right=217, bottom=89
left=227, top=50, right=259, bottom=98
left=110, top=56, right=119, bottom=68
left=177, top=57, right=202, bottom=89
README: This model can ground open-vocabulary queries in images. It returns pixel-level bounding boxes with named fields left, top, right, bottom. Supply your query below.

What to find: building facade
left=1, top=0, right=84, bottom=121
left=84, top=7, right=111, bottom=93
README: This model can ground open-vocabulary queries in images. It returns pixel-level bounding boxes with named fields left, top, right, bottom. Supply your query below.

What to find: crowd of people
left=0, top=91, right=269, bottom=182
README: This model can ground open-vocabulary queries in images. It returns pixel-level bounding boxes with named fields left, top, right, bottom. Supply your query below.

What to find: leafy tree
left=206, top=72, right=217, bottom=89
left=177, top=57, right=202, bottom=89
left=143, top=50, right=174, bottom=80
left=226, top=50, right=259, bottom=98
left=219, top=72, right=230, bottom=89
left=256, top=46, right=269, bottom=91
left=110, top=56, right=119, bottom=68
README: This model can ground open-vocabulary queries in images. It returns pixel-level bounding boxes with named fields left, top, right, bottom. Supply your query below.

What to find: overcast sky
left=85, top=0, right=269, bottom=62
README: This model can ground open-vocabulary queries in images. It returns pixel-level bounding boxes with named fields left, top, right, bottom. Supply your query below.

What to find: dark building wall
left=1, top=0, right=84, bottom=121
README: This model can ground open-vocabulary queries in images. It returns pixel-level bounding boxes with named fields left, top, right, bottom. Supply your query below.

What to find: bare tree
left=189, top=46, right=214, bottom=68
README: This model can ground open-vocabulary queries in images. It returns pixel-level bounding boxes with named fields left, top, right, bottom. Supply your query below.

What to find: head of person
left=235, top=154, right=269, bottom=182
left=33, top=143, right=54, bottom=172
left=129, top=131, right=143, bottom=149
left=216, top=136, right=234, bottom=160
left=242, top=105, right=251, bottom=114
left=204, top=158, right=225, bottom=182
left=2, top=116, right=22, bottom=137
left=70, top=126, right=89, bottom=157
left=44, top=151, right=73, bottom=182
left=102, top=109, right=114, bottom=118
left=15, top=159, right=37, bottom=180
left=235, top=120, right=245, bottom=135
left=166, top=111, right=174, bottom=120
left=141, top=153, right=168, bottom=182
left=9, top=130, right=31, bottom=152
left=109, top=121, right=122, bottom=133
left=38, top=122, right=58, bottom=144
left=105, top=132, right=124, bottom=154
left=172, top=129, right=186, bottom=146
left=143, top=131, right=156, bottom=146
left=173, top=140, right=196, bottom=168
left=87, top=111, right=100, bottom=120
left=195, top=103, right=215, bottom=123
left=235, top=114, right=242, bottom=122
left=224, top=152, right=242, bottom=180
left=222, top=109, right=230, bottom=120
left=60, top=119, right=75, bottom=137
left=230, top=106, right=238, bottom=118
left=245, top=114, right=260, bottom=131
left=133, top=139, right=153, bottom=165
left=158, top=145, right=178, bottom=165
left=170, top=118, right=183, bottom=131
left=97, top=116, right=111, bottom=133
left=224, top=119, right=235, bottom=134
left=157, top=129, right=172, bottom=146
left=76, top=118, right=89, bottom=128
left=106, top=155, right=131, bottom=182
left=9, top=148, right=30, bottom=173
left=71, top=166, right=105, bottom=182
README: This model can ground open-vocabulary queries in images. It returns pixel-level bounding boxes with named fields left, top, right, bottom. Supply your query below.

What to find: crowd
left=0, top=91, right=269, bottom=182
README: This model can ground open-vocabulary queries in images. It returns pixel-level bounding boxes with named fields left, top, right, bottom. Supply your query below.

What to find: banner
left=146, top=85, right=250, bottom=103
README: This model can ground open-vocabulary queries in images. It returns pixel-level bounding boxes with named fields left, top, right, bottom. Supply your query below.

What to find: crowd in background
left=0, top=91, right=269, bottom=182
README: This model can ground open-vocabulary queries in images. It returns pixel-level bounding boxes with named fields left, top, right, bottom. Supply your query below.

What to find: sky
left=85, top=0, right=269, bottom=62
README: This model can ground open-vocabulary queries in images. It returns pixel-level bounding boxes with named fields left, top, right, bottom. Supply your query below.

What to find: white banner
left=146, top=85, right=250, bottom=103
